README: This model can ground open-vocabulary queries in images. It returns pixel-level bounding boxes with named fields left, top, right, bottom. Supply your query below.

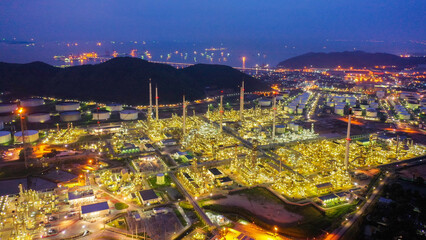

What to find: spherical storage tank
left=60, top=111, right=81, bottom=122
left=0, top=131, right=11, bottom=144
left=106, top=103, right=123, bottom=112
left=120, top=110, right=138, bottom=121
left=20, top=98, right=44, bottom=107
left=56, top=102, right=80, bottom=112
left=92, top=110, right=111, bottom=121
left=0, top=103, right=17, bottom=113
left=28, top=112, right=51, bottom=123
left=14, top=130, right=39, bottom=143
left=259, top=99, right=272, bottom=107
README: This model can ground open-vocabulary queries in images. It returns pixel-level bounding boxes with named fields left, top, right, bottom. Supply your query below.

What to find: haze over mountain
left=0, top=57, right=263, bottom=105
left=277, top=51, right=426, bottom=69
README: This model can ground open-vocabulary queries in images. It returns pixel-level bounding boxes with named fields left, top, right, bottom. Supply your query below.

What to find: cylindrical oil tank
left=353, top=108, right=363, bottom=116
left=60, top=111, right=81, bottom=122
left=20, top=98, right=45, bottom=107
left=28, top=112, right=51, bottom=123
left=0, top=103, right=17, bottom=113
left=56, top=102, right=80, bottom=112
left=0, top=131, right=11, bottom=144
left=258, top=99, right=272, bottom=107
left=14, top=130, right=39, bottom=143
left=366, top=108, right=377, bottom=118
left=120, top=110, right=138, bottom=121
left=106, top=103, right=123, bottom=112
left=276, top=125, right=286, bottom=134
left=0, top=121, right=3, bottom=130
left=92, top=110, right=111, bottom=121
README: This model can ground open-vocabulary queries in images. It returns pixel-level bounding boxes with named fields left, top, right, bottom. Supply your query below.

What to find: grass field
left=202, top=187, right=355, bottom=238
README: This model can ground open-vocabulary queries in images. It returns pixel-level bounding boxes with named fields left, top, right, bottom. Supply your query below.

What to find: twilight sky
left=0, top=0, right=425, bottom=42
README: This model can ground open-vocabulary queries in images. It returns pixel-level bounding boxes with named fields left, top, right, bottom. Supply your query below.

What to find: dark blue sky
left=1, top=0, right=425, bottom=42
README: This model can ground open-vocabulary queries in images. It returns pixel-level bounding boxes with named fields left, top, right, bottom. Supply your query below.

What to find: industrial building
left=80, top=201, right=110, bottom=220
left=139, top=189, right=161, bottom=205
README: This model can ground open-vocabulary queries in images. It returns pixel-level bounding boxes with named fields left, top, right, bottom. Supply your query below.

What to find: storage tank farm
left=120, top=109, right=138, bottom=120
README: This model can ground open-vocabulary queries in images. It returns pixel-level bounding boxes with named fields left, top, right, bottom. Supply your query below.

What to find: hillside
left=0, top=57, right=263, bottom=105
left=277, top=51, right=426, bottom=69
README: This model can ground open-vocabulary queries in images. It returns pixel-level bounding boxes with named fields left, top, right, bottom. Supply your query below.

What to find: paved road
left=325, top=174, right=390, bottom=240
left=170, top=173, right=214, bottom=227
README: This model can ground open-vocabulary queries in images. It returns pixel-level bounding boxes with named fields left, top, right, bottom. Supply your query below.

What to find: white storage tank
left=28, top=112, right=51, bottom=123
left=335, top=106, right=345, bottom=116
left=275, top=95, right=284, bottom=101
left=56, top=102, right=80, bottom=112
left=353, top=108, right=363, bottom=116
left=0, top=131, right=11, bottom=144
left=106, top=103, right=123, bottom=112
left=20, top=98, right=45, bottom=107
left=0, top=113, right=14, bottom=123
left=366, top=108, right=377, bottom=118
left=60, top=111, right=81, bottom=122
left=0, top=103, right=17, bottom=113
left=258, top=99, right=272, bottom=107
left=398, top=112, right=410, bottom=120
left=92, top=110, right=111, bottom=121
left=14, top=130, right=39, bottom=143
left=276, top=125, right=286, bottom=134
left=120, top=110, right=138, bottom=121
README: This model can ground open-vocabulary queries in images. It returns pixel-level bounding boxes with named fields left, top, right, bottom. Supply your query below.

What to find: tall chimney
left=220, top=94, right=224, bottom=133
left=272, top=94, right=277, bottom=140
left=182, top=95, right=186, bottom=136
left=240, top=81, right=244, bottom=121
left=344, top=110, right=352, bottom=171
left=155, top=85, right=159, bottom=121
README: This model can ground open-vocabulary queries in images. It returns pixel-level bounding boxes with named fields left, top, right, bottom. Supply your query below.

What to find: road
left=170, top=173, right=214, bottom=227
left=324, top=174, right=390, bottom=240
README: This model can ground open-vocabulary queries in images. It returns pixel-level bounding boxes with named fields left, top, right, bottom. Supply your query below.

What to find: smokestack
left=149, top=78, right=153, bottom=119
left=183, top=95, right=186, bottom=136
left=155, top=85, right=159, bottom=121
left=220, top=94, right=224, bottom=133
left=272, top=94, right=276, bottom=140
left=344, top=109, right=352, bottom=171
left=240, top=81, right=244, bottom=121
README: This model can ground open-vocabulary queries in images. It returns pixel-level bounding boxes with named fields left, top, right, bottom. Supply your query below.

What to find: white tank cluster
left=56, top=102, right=80, bottom=112
left=258, top=98, right=272, bottom=107
left=120, top=109, right=138, bottom=120
left=60, top=111, right=81, bottom=122
left=106, top=103, right=123, bottom=112
left=0, top=131, right=11, bottom=144
left=286, top=92, right=311, bottom=115
left=28, top=112, right=51, bottom=123
left=14, top=130, right=39, bottom=143
left=0, top=103, right=18, bottom=113
left=92, top=110, right=111, bottom=121
left=20, top=98, right=45, bottom=107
